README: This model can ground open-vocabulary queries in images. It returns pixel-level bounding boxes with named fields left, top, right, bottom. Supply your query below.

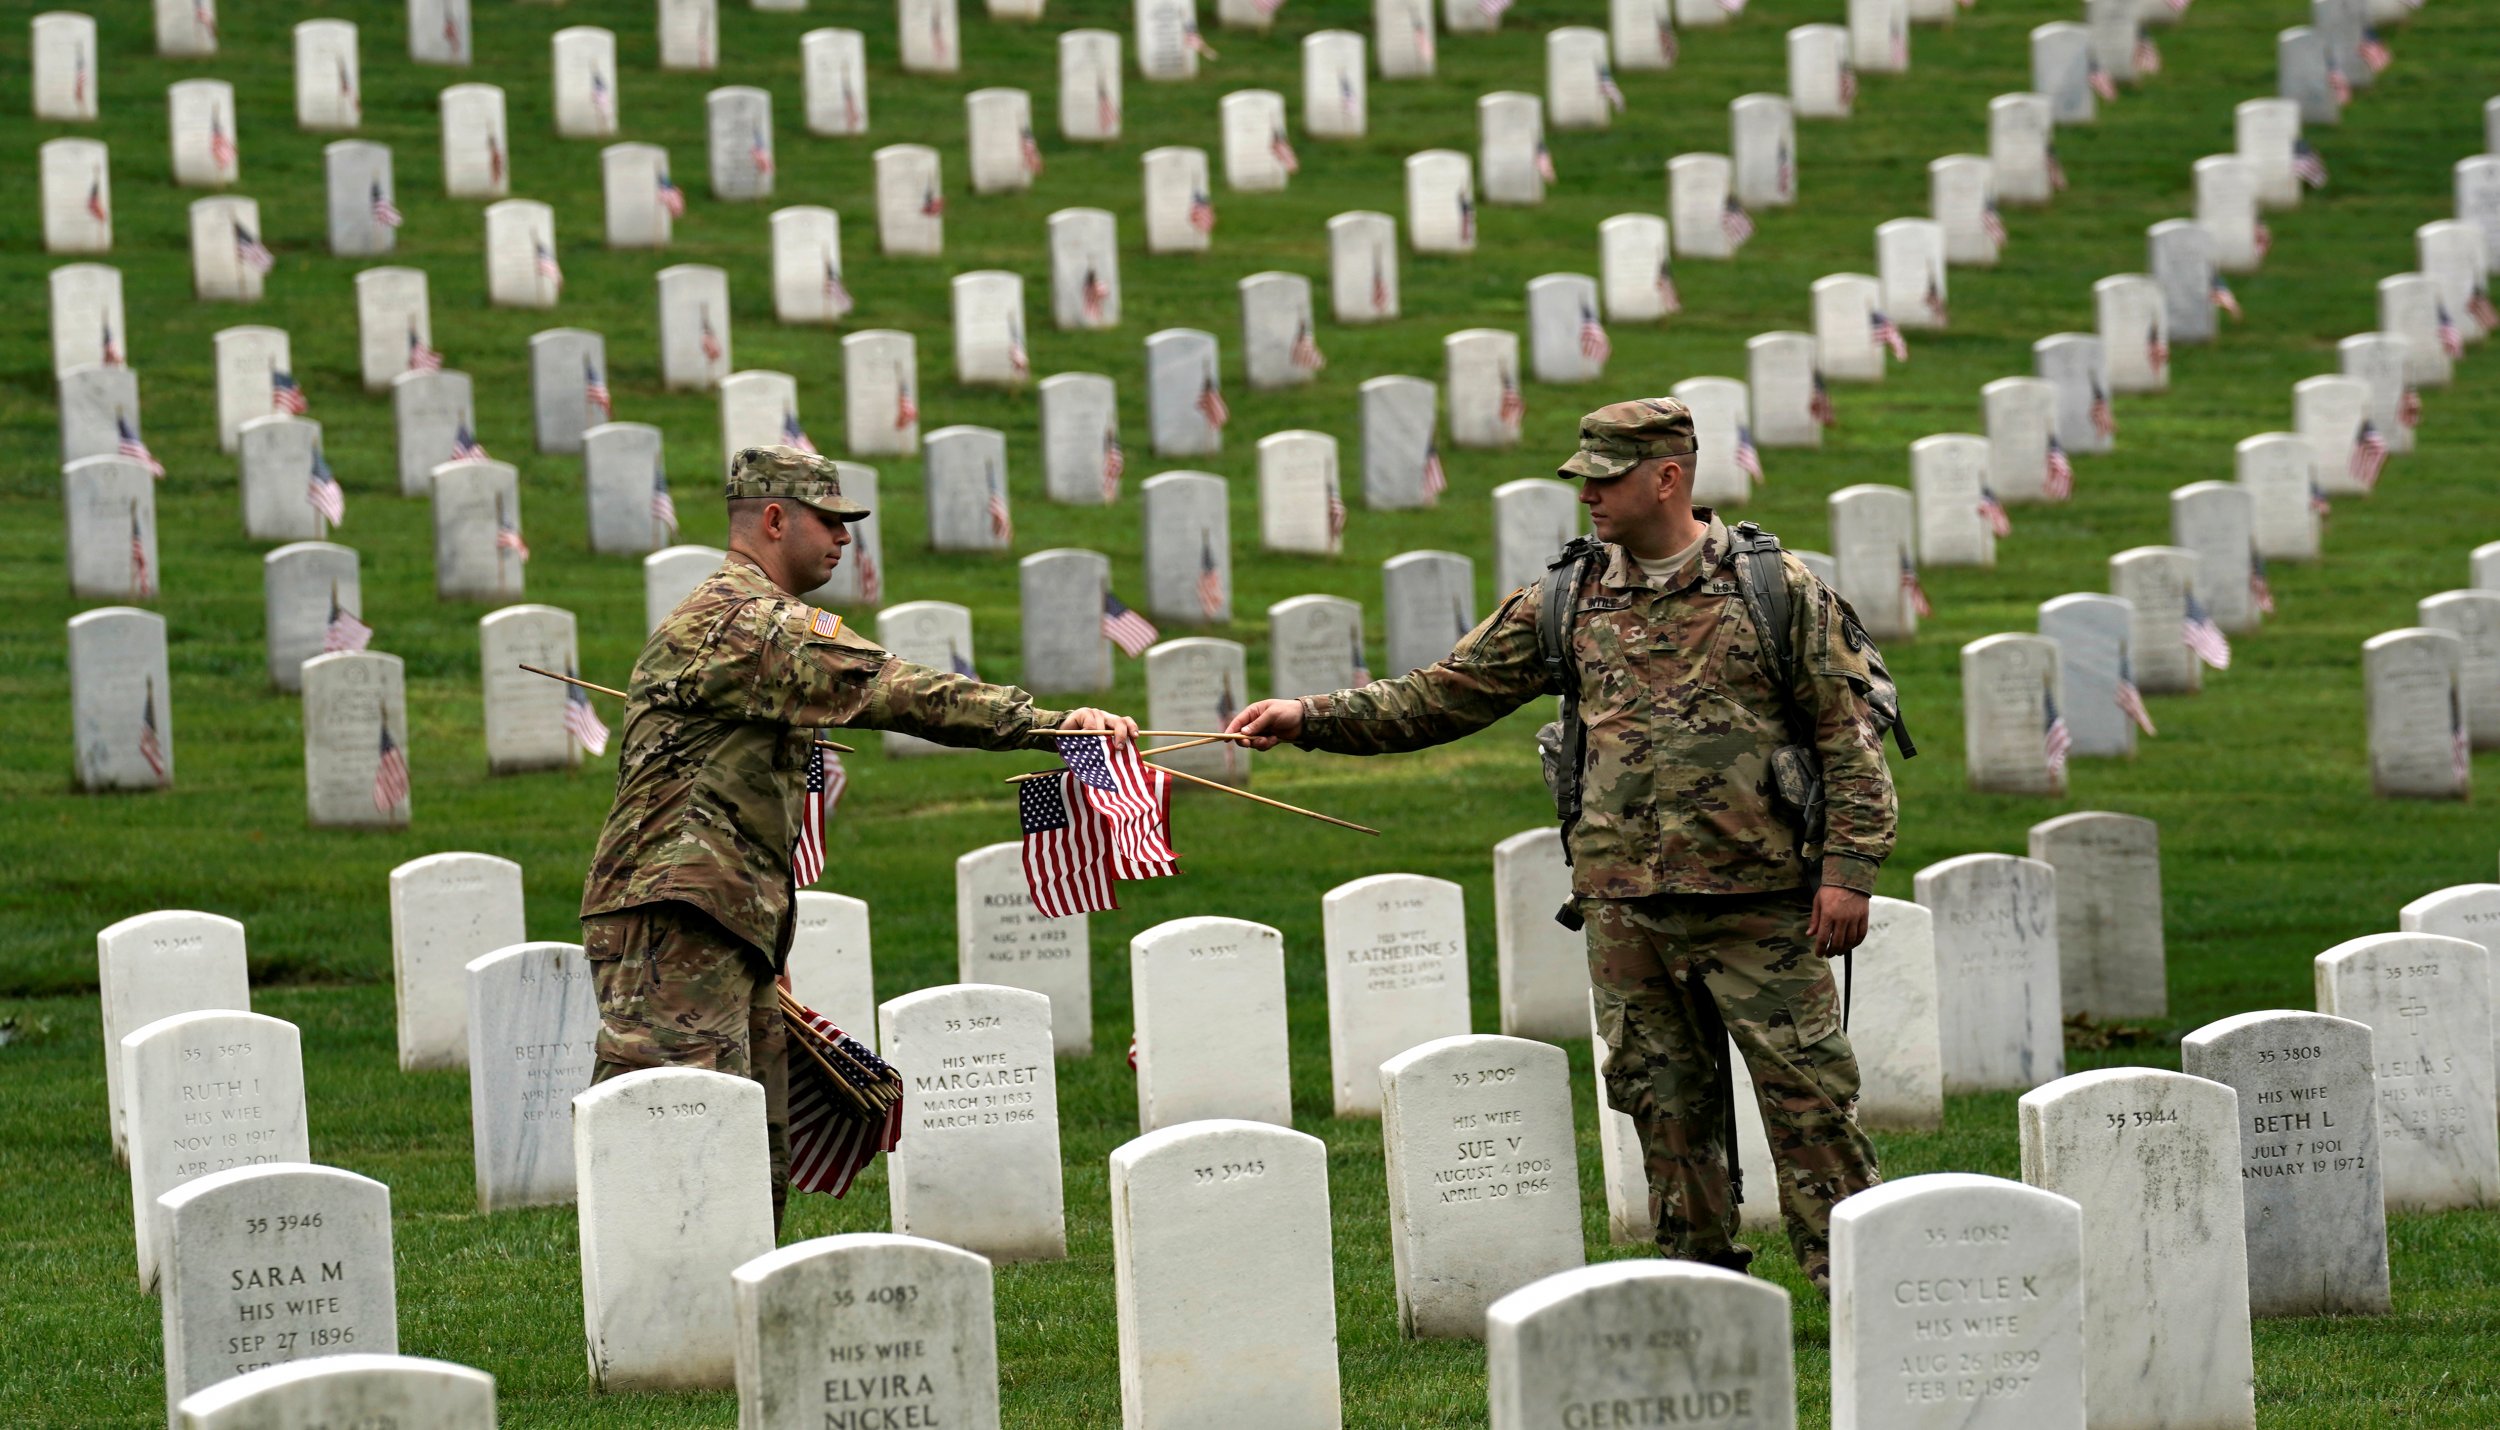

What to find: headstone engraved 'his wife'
left=465, top=941, right=599, bottom=1212
left=879, top=985, right=1068, bottom=1263
left=124, top=1010, right=310, bottom=1292
left=2314, top=933, right=2498, bottom=1209
left=733, top=1233, right=1000, bottom=1430
left=1324, top=873, right=1472, bottom=1116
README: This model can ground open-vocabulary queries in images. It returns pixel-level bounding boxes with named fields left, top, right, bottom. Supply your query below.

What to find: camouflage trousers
left=1586, top=888, right=1879, bottom=1288
left=582, top=901, right=791, bottom=1230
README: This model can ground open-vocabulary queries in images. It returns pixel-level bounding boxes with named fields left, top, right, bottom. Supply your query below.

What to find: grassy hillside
left=2, top=0, right=2496, bottom=1423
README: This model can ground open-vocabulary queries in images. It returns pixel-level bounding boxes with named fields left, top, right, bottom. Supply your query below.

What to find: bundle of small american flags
left=1019, top=735, right=1178, bottom=918
left=780, top=988, right=904, bottom=1198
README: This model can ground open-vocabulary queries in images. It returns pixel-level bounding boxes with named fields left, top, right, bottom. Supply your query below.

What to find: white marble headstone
left=1131, top=917, right=1293, bottom=1132
left=1849, top=0, right=1907, bottom=73
left=1378, top=0, right=1439, bottom=79
left=2196, top=155, right=2266, bottom=274
left=552, top=27, right=619, bottom=139
left=438, top=84, right=507, bottom=199
left=1827, top=483, right=1917, bottom=642
left=48, top=262, right=126, bottom=377
left=2418, top=592, right=2500, bottom=749
left=1058, top=30, right=1121, bottom=140
left=2377, top=273, right=2452, bottom=389
left=656, top=0, right=718, bottom=70
left=1837, top=896, right=1944, bottom=1129
left=874, top=144, right=945, bottom=256
left=2148, top=219, right=2218, bottom=347
left=1383, top=549, right=1475, bottom=676
left=1990, top=92, right=2055, bottom=204
left=122, top=1010, right=308, bottom=1291
left=1913, top=432, right=1993, bottom=569
left=1877, top=219, right=1949, bottom=331
left=1324, top=873, right=1471, bottom=1116
left=706, top=86, right=774, bottom=202
left=1045, top=209, right=1119, bottom=333
left=880, top=984, right=1067, bottom=1260
left=1259, top=430, right=1344, bottom=557
left=1038, top=373, right=1122, bottom=505
left=1916, top=853, right=2063, bottom=1092
left=190, top=196, right=269, bottom=303
left=966, top=88, right=1039, bottom=196
left=2037, top=592, right=2136, bottom=760
left=430, top=459, right=526, bottom=602
left=482, top=199, right=559, bottom=309
left=1145, top=328, right=1225, bottom=457
left=1360, top=374, right=1440, bottom=508
left=953, top=843, right=1091, bottom=1055
left=2109, top=544, right=2200, bottom=695
left=175, top=1355, right=492, bottom=1430
left=645, top=545, right=724, bottom=632
left=239, top=415, right=328, bottom=543
left=899, top=0, right=962, bottom=74
left=925, top=425, right=1013, bottom=553
left=2279, top=26, right=2340, bottom=127
left=2169, top=481, right=2260, bottom=634
left=168, top=78, right=241, bottom=188
left=654, top=263, right=731, bottom=390
left=300, top=651, right=409, bottom=828
left=2236, top=432, right=2318, bottom=564
left=843, top=330, right=920, bottom=457
left=2361, top=629, right=2471, bottom=799
left=527, top=328, right=607, bottom=455
left=1240, top=271, right=1323, bottom=390
left=1479, top=93, right=1548, bottom=208
left=1144, top=637, right=1251, bottom=785
left=1445, top=329, right=1522, bottom=450
left=2096, top=274, right=2169, bottom=393
left=599, top=143, right=674, bottom=250
left=96, top=911, right=250, bottom=1164
left=1491, top=827, right=1587, bottom=1042
left=1221, top=89, right=1295, bottom=193
left=1960, top=635, right=2062, bottom=796
left=1489, top=479, right=1580, bottom=599
left=33, top=12, right=101, bottom=123
left=1142, top=146, right=1213, bottom=254
left=2028, top=811, right=2164, bottom=1019
left=1930, top=154, right=2000, bottom=266
left=2339, top=332, right=2415, bottom=455
left=1730, top=94, right=1795, bottom=209
left=1487, top=1262, right=1791, bottom=1430
left=732, top=1235, right=999, bottom=1430
left=1747, top=332, right=1820, bottom=448
left=1270, top=594, right=1369, bottom=699
left=1526, top=273, right=1606, bottom=385
left=41, top=137, right=113, bottom=254
left=389, top=852, right=523, bottom=1070
left=69, top=606, right=172, bottom=791
left=355, top=266, right=433, bottom=392
left=584, top=423, right=670, bottom=554
left=1813, top=273, right=1886, bottom=383
left=263, top=543, right=362, bottom=692
left=464, top=941, right=597, bottom=1211
left=1305, top=31, right=1367, bottom=139
left=478, top=605, right=582, bottom=773
left=1019, top=548, right=1113, bottom=694
left=1598, top=214, right=1674, bottom=325
left=802, top=28, right=869, bottom=136
left=2034, top=332, right=2111, bottom=455
left=1406, top=149, right=1477, bottom=254
left=64, top=456, right=160, bottom=603
left=1789, top=25, right=1852, bottom=120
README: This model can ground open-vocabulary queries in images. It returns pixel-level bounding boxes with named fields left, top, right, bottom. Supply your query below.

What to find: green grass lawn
left=4, top=0, right=2499, bottom=1424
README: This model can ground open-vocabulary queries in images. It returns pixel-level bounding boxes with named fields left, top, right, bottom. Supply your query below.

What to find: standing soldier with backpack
left=1224, top=398, right=1911, bottom=1293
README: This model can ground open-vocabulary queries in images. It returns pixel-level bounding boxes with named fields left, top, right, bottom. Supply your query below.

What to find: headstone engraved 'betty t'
left=1829, top=1172, right=2085, bottom=1429
left=1486, top=1262, right=1794, bottom=1430
left=880, top=985, right=1068, bottom=1263
left=2315, top=933, right=2498, bottom=1210
left=174, top=1354, right=494, bottom=1430
left=389, top=852, right=524, bottom=1071
left=2181, top=1010, right=2390, bottom=1317
left=1109, top=1120, right=1343, bottom=1429
left=2019, top=1069, right=2257, bottom=1430
left=465, top=941, right=600, bottom=1212
left=955, top=844, right=1092, bottom=1057
left=733, top=1234, right=1001, bottom=1430
left=123, top=1010, right=310, bottom=1293
left=2028, top=810, right=2166, bottom=1020
left=1131, top=917, right=1294, bottom=1132
left=1324, top=874, right=1472, bottom=1117
left=97, top=912, right=252, bottom=1165
left=1915, top=854, right=2063, bottom=1093
left=575, top=1067, right=775, bottom=1392
left=1381, top=1034, right=1584, bottom=1340
left=158, top=1164, right=397, bottom=1422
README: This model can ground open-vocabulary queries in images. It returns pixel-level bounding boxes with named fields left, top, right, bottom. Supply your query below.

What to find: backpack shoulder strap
left=1727, top=521, right=1798, bottom=691
left=1536, top=536, right=1604, bottom=693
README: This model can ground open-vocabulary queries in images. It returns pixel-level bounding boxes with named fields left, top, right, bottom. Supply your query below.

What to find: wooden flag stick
left=1002, top=735, right=1230, bottom=784
left=1033, top=728, right=1255, bottom=741
left=518, top=663, right=856, bottom=753
left=1004, top=754, right=1378, bottom=835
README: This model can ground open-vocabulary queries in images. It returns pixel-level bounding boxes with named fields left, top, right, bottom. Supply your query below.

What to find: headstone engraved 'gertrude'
left=2315, top=933, right=2498, bottom=1209
left=1324, top=873, right=1472, bottom=1116
left=2020, top=1069, right=2257, bottom=1430
left=1144, top=638, right=1252, bottom=786
left=1916, top=853, right=2063, bottom=1093
left=175, top=1355, right=494, bottom=1430
left=1131, top=917, right=1293, bottom=1132
left=585, top=424, right=669, bottom=555
left=1830, top=1173, right=2084, bottom=1430
left=733, top=1234, right=1000, bottom=1430
left=389, top=852, right=524, bottom=1071
left=159, top=1164, right=396, bottom=1421
left=301, top=651, right=409, bottom=829
left=1835, top=896, right=1945, bottom=1130
left=2038, top=593, right=2136, bottom=760
left=478, top=604, right=580, bottom=773
left=98, top=912, right=251, bottom=1165
left=1960, top=635, right=2062, bottom=797
left=2170, top=482, right=2260, bottom=633
left=1019, top=548, right=1112, bottom=694
left=2182, top=1011, right=2390, bottom=1316
left=1486, top=1262, right=1793, bottom=1430
left=880, top=984, right=1068, bottom=1262
left=2029, top=811, right=2166, bottom=1020
left=787, top=891, right=876, bottom=1043
left=465, top=941, right=597, bottom=1211
left=576, top=1067, right=774, bottom=1391
left=123, top=1010, right=309, bottom=1292
left=1382, top=1034, right=1584, bottom=1339
left=69, top=606, right=172, bottom=792
left=1270, top=594, right=1368, bottom=699
left=955, top=842, right=1092, bottom=1056
left=1110, top=1120, right=1342, bottom=1429
left=1749, top=333, right=1821, bottom=449
left=2363, top=629, right=2469, bottom=800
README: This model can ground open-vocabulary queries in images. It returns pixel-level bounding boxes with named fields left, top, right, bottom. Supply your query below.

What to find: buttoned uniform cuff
left=1819, top=854, right=1880, bottom=895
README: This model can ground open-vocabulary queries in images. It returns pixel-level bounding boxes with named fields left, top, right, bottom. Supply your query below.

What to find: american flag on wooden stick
left=1018, top=774, right=1119, bottom=917
left=2436, top=304, right=2464, bottom=359
left=1101, top=427, right=1125, bottom=501
left=1351, top=629, right=1372, bottom=686
left=2471, top=287, right=2500, bottom=332
left=1898, top=554, right=1932, bottom=618
left=488, top=133, right=506, bottom=186
left=563, top=675, right=609, bottom=757
left=584, top=359, right=611, bottom=418
left=2292, top=141, right=2328, bottom=190
left=1923, top=274, right=1948, bottom=326
left=1197, top=534, right=1225, bottom=618
left=534, top=239, right=562, bottom=287
left=129, top=505, right=154, bottom=599
left=140, top=678, right=167, bottom=782
left=1327, top=477, right=1348, bottom=542
left=1655, top=259, right=1681, bottom=314
left=493, top=494, right=529, bottom=562
left=442, top=9, right=460, bottom=53
left=2089, top=62, right=2117, bottom=102
left=2133, top=37, right=2161, bottom=75
left=2088, top=378, right=2114, bottom=439
left=1598, top=64, right=1625, bottom=113
left=791, top=743, right=842, bottom=887
left=1291, top=320, right=1326, bottom=371
left=408, top=327, right=444, bottom=372
left=650, top=464, right=677, bottom=537
left=656, top=170, right=687, bottom=217
left=1498, top=369, right=1526, bottom=429
left=2253, top=219, right=2273, bottom=261
left=1734, top=424, right=1763, bottom=484
left=193, top=0, right=215, bottom=36
left=1372, top=253, right=1392, bottom=314
left=1578, top=305, right=1611, bottom=364
left=1717, top=0, right=1744, bottom=13
left=2210, top=278, right=2241, bottom=320
left=2309, top=478, right=2333, bottom=519
left=1838, top=63, right=1856, bottom=108
left=208, top=113, right=236, bottom=171
left=2146, top=323, right=2169, bottom=377
left=2249, top=552, right=2276, bottom=616
left=1196, top=371, right=1229, bottom=431
left=750, top=127, right=774, bottom=177
left=782, top=408, right=816, bottom=455
left=1008, top=319, right=1030, bottom=380
left=118, top=414, right=164, bottom=477
left=1457, top=190, right=1475, bottom=245
left=2044, top=436, right=2074, bottom=501
left=699, top=310, right=724, bottom=363
left=307, top=444, right=345, bottom=526
left=271, top=367, right=308, bottom=415
left=2349, top=420, right=2388, bottom=490
left=1810, top=373, right=1837, bottom=428
left=451, top=420, right=488, bottom=462
left=1870, top=310, right=1907, bottom=362
left=1097, top=77, right=1118, bottom=133
left=894, top=374, right=919, bottom=429
left=324, top=584, right=371, bottom=653
left=236, top=223, right=276, bottom=274
left=855, top=540, right=882, bottom=603
left=1977, top=486, right=2010, bottom=537
left=100, top=318, right=121, bottom=367
left=2046, top=145, right=2067, bottom=191
left=986, top=466, right=1013, bottom=543
left=2328, top=66, right=2351, bottom=106
left=1269, top=128, right=1299, bottom=175
left=822, top=255, right=852, bottom=317
left=372, top=718, right=409, bottom=814
left=1720, top=197, right=1753, bottom=249
left=1021, top=126, right=1045, bottom=176
left=2398, top=386, right=2422, bottom=429
left=590, top=69, right=610, bottom=121
left=2358, top=28, right=2390, bottom=74
left=1477, top=0, right=1513, bottom=18
left=1058, top=734, right=1178, bottom=875
left=780, top=992, right=903, bottom=1198
left=1102, top=593, right=1158, bottom=656
left=2042, top=688, right=2072, bottom=781
left=2116, top=652, right=2156, bottom=736
left=369, top=182, right=401, bottom=228
left=1188, top=189, right=1217, bottom=234
left=1422, top=439, right=1448, bottom=499
left=86, top=170, right=108, bottom=223
left=1412, top=5, right=1434, bottom=67
left=2182, top=593, right=2230, bottom=669
left=1981, top=201, right=2008, bottom=250
left=1082, top=266, right=1110, bottom=323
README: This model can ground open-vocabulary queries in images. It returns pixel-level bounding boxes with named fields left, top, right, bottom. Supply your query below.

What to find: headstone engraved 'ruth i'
left=880, top=984, right=1068, bottom=1262
left=123, top=1010, right=310, bottom=1292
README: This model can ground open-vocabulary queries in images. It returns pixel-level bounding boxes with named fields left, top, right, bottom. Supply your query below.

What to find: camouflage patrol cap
left=1557, top=397, right=1699, bottom=480
left=725, top=445, right=872, bottom=521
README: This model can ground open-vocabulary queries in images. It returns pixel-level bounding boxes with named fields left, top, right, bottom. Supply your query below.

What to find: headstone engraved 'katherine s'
left=880, top=984, right=1068, bottom=1262
left=124, top=1010, right=309, bottom=1292
left=1324, top=874, right=1472, bottom=1116
left=1109, top=1120, right=1342, bottom=1429
left=465, top=941, right=599, bottom=1211
left=955, top=843, right=1092, bottom=1056
left=2028, top=811, right=2166, bottom=1020
left=2182, top=1010, right=2390, bottom=1316
left=575, top=1067, right=774, bottom=1391
left=733, top=1234, right=1000, bottom=1430
left=1486, top=1262, right=1792, bottom=1430
left=2020, top=1069, right=2257, bottom=1430
left=1381, top=1034, right=1584, bottom=1339
left=2315, top=933, right=2498, bottom=1209
left=1131, top=917, right=1293, bottom=1132
left=159, top=1164, right=396, bottom=1420
left=1829, top=1172, right=2084, bottom=1429
left=174, top=1354, right=494, bottom=1430
left=98, top=911, right=251, bottom=1164
left=1916, top=854, right=2063, bottom=1093
left=389, top=851, right=524, bottom=1070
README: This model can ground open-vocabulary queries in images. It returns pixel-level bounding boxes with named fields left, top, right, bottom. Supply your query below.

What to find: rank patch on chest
left=811, top=608, right=843, bottom=639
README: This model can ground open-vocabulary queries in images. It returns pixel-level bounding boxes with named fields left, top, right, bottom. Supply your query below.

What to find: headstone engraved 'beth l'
left=1916, top=854, right=2063, bottom=1093
left=2020, top=1069, right=2257, bottom=1430
left=880, top=985, right=1068, bottom=1262
left=389, top=852, right=523, bottom=1071
left=955, top=842, right=1091, bottom=1056
left=1486, top=1262, right=1792, bottom=1430
left=2182, top=1010, right=2390, bottom=1316
left=465, top=941, right=599, bottom=1211
left=158, top=1164, right=397, bottom=1421
left=733, top=1234, right=1000, bottom=1430
left=575, top=1067, right=774, bottom=1391
left=1381, top=1034, right=1584, bottom=1339
left=174, top=1355, right=494, bottom=1430
left=1830, top=1173, right=2085, bottom=1429
left=1109, top=1121, right=1342, bottom=1429
left=1131, top=917, right=1293, bottom=1132
left=123, top=1010, right=310, bottom=1293
left=1325, top=874, right=1472, bottom=1116
left=2315, top=933, right=2498, bottom=1210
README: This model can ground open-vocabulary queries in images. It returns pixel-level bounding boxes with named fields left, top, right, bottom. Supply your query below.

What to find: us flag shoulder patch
left=811, top=609, right=843, bottom=639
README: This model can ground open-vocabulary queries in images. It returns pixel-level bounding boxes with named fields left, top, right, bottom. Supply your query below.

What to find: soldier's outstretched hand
left=1057, top=707, right=1140, bottom=749
left=1225, top=699, right=1305, bottom=751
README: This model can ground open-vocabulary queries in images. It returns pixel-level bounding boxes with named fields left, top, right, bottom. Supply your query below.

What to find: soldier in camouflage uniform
left=580, top=447, right=1137, bottom=1227
left=1226, top=400, right=1897, bottom=1290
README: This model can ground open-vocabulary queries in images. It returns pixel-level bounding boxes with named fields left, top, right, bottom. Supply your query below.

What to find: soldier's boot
left=1690, top=1245, right=1757, bottom=1276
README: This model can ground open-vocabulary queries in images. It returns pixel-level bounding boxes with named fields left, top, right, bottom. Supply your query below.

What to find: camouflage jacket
left=1297, top=512, right=1897, bottom=898
left=581, top=557, right=1070, bottom=959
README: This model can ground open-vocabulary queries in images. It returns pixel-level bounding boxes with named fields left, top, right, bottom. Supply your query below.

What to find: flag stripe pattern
left=1103, top=593, right=1159, bottom=657
left=783, top=998, right=903, bottom=1198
